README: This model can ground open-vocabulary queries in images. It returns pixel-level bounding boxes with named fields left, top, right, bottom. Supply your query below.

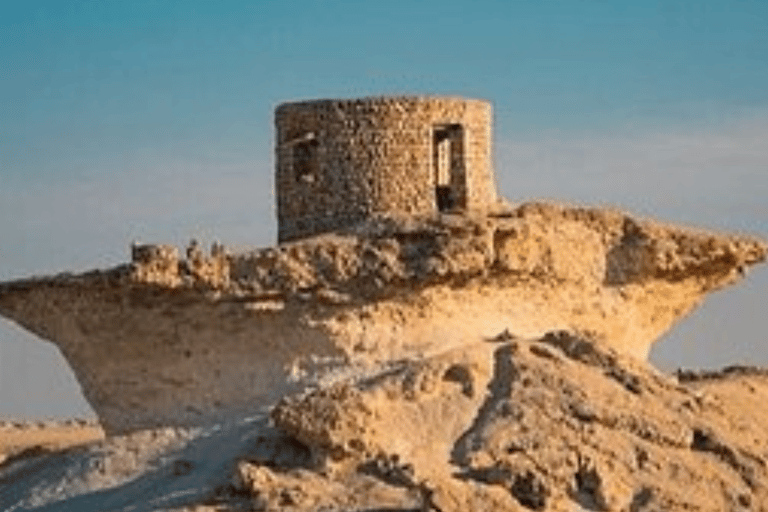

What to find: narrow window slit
left=433, top=124, right=466, bottom=212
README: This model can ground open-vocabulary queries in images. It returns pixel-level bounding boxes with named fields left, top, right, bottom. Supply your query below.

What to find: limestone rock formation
left=3, top=91, right=765, bottom=510
left=0, top=202, right=765, bottom=433
left=4, top=331, right=768, bottom=511
left=253, top=331, right=768, bottom=512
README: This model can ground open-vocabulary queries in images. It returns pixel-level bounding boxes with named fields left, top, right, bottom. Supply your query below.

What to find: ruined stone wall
left=275, top=96, right=495, bottom=242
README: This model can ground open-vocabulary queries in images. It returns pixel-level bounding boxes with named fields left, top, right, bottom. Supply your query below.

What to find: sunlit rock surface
left=0, top=202, right=764, bottom=433
left=4, top=332, right=768, bottom=511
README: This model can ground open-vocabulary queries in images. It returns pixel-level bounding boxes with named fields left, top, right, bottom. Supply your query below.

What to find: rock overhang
left=0, top=201, right=765, bottom=432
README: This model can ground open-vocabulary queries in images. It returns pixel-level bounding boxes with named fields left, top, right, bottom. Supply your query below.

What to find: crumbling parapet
left=130, top=243, right=180, bottom=286
left=130, top=241, right=230, bottom=288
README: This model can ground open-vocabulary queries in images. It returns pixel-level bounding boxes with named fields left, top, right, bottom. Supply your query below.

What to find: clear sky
left=1, top=0, right=766, bottom=418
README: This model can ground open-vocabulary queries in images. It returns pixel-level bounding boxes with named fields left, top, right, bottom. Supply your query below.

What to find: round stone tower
left=275, top=96, right=496, bottom=242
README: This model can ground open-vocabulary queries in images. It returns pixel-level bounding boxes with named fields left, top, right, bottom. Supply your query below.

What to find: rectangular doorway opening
left=433, top=124, right=465, bottom=212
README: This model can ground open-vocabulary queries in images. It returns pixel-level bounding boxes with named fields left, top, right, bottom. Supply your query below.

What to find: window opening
left=433, top=124, right=465, bottom=212
left=290, top=132, right=318, bottom=184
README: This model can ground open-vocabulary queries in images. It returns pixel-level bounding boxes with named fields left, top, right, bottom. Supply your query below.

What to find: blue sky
left=1, top=0, right=767, bottom=417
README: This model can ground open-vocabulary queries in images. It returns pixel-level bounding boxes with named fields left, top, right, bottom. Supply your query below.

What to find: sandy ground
left=0, top=420, right=104, bottom=464
left=0, top=415, right=268, bottom=512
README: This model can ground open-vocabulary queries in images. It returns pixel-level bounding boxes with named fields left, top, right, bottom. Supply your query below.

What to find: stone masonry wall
left=275, top=96, right=496, bottom=242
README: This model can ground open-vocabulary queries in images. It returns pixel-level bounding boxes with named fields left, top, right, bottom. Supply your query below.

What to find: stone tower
left=275, top=96, right=497, bottom=242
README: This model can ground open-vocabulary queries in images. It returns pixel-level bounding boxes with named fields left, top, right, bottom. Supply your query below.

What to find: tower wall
left=275, top=96, right=495, bottom=242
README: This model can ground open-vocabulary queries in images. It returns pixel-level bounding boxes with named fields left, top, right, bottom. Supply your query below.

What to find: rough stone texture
left=237, top=461, right=422, bottom=512
left=275, top=96, right=495, bottom=241
left=267, top=331, right=768, bottom=512
left=0, top=202, right=764, bottom=433
left=7, top=331, right=768, bottom=511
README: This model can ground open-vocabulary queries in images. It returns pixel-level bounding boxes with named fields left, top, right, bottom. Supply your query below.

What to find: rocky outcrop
left=0, top=202, right=764, bottom=432
left=5, top=330, right=768, bottom=511
left=257, top=331, right=768, bottom=511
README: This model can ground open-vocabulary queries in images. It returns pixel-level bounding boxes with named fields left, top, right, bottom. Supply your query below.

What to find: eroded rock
left=0, top=202, right=764, bottom=432
left=268, top=331, right=768, bottom=512
left=4, top=331, right=768, bottom=511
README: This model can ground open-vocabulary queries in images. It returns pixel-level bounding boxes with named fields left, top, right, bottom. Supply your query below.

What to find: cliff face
left=0, top=202, right=765, bottom=433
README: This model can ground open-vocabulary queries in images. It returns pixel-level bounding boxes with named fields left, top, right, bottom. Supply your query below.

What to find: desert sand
left=0, top=420, right=103, bottom=465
